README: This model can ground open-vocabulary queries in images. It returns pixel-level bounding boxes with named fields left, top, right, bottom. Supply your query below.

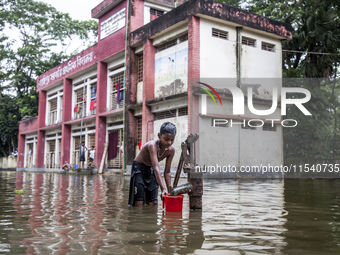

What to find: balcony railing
left=73, top=103, right=86, bottom=120
left=89, top=99, right=96, bottom=116
left=72, top=150, right=80, bottom=165
left=26, top=154, right=33, bottom=168
left=46, top=152, right=55, bottom=169
left=47, top=110, right=58, bottom=126
left=45, top=152, right=61, bottom=168
left=110, top=89, right=124, bottom=110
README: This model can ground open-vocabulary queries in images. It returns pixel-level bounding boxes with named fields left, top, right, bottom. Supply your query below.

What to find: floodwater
left=1, top=172, right=340, bottom=255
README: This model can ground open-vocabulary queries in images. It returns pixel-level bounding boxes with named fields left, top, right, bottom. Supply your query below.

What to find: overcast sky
left=40, top=0, right=102, bottom=21
left=38, top=0, right=103, bottom=54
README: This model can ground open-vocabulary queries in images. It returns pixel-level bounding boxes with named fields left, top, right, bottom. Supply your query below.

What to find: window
left=212, top=28, right=228, bottom=40
left=137, top=117, right=142, bottom=142
left=178, top=107, right=188, bottom=116
left=110, top=72, right=125, bottom=110
left=88, top=134, right=95, bottom=148
left=157, top=33, right=188, bottom=52
left=46, top=140, right=56, bottom=169
left=90, top=82, right=97, bottom=115
left=242, top=36, right=256, bottom=47
left=48, top=98, right=57, bottom=125
left=156, top=110, right=176, bottom=120
left=155, top=107, right=188, bottom=120
left=179, top=33, right=188, bottom=43
left=262, top=42, right=275, bottom=52
left=157, top=38, right=177, bottom=52
left=150, top=8, right=164, bottom=17
left=137, top=54, right=143, bottom=83
left=263, top=123, right=277, bottom=131
left=74, top=87, right=86, bottom=119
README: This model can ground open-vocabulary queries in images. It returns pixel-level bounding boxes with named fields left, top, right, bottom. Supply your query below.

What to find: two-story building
left=17, top=0, right=292, bottom=174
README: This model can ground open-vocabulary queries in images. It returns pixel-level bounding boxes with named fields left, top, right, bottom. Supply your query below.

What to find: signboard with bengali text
left=100, top=8, right=126, bottom=40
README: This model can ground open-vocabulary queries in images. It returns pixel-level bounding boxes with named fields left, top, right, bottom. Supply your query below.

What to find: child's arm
left=148, top=144, right=168, bottom=199
left=164, top=148, right=175, bottom=192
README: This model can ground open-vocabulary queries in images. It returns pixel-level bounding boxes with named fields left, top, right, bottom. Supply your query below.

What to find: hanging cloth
left=138, top=141, right=142, bottom=150
left=108, top=132, right=119, bottom=160
left=91, top=86, right=96, bottom=99
left=116, top=83, right=121, bottom=105
left=90, top=100, right=96, bottom=110
left=74, top=105, right=78, bottom=112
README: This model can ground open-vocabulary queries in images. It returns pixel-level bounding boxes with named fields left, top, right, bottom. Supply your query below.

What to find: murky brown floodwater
left=0, top=171, right=340, bottom=254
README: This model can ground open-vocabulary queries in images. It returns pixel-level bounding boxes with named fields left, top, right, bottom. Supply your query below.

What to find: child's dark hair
left=160, top=122, right=176, bottom=135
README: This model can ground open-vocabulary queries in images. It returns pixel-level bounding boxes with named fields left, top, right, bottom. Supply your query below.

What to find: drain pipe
left=236, top=27, right=242, bottom=84
left=236, top=27, right=242, bottom=173
left=122, top=0, right=130, bottom=173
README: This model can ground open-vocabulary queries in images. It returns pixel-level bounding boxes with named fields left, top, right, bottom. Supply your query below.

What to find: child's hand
left=160, top=189, right=168, bottom=200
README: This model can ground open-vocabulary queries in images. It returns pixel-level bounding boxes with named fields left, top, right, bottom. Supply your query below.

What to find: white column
left=57, top=92, right=61, bottom=123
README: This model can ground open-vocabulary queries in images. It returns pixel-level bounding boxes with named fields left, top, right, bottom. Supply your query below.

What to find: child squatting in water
left=128, top=122, right=176, bottom=206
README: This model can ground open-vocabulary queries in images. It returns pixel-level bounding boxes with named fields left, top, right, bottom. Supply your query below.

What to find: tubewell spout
left=170, top=183, right=193, bottom=196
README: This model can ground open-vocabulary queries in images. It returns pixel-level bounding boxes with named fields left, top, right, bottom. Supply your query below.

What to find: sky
left=40, top=0, right=102, bottom=21
left=39, top=0, right=103, bottom=54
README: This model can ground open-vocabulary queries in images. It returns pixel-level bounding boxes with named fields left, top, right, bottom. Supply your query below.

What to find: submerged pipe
left=170, top=182, right=193, bottom=196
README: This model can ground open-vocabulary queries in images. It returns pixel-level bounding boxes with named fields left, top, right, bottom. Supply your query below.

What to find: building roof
left=92, top=0, right=174, bottom=19
left=130, top=0, right=292, bottom=46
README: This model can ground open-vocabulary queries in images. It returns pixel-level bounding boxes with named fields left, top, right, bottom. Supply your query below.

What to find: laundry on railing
left=90, top=100, right=96, bottom=110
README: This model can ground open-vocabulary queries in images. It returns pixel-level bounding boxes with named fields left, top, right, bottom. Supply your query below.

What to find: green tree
left=0, top=0, right=98, bottom=156
left=219, top=0, right=340, bottom=159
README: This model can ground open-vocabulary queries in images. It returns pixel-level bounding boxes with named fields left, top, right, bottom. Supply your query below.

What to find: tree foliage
left=220, top=0, right=340, bottom=159
left=0, top=0, right=97, bottom=156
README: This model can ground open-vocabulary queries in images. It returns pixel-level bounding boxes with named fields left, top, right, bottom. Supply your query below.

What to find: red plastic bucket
left=163, top=194, right=184, bottom=212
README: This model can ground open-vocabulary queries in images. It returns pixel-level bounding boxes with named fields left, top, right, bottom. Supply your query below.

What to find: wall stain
left=157, top=79, right=185, bottom=97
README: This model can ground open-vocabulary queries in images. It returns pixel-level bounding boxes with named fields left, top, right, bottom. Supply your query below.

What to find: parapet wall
left=0, top=157, right=17, bottom=169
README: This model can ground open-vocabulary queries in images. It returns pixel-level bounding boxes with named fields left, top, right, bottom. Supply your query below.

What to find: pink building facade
left=18, top=0, right=292, bottom=173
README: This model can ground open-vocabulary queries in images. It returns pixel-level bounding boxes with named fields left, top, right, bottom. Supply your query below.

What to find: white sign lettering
left=100, top=8, right=126, bottom=40
left=38, top=52, right=95, bottom=87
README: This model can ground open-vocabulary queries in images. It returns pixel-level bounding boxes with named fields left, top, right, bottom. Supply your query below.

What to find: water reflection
left=198, top=179, right=287, bottom=254
left=0, top=172, right=340, bottom=254
left=283, top=179, right=340, bottom=254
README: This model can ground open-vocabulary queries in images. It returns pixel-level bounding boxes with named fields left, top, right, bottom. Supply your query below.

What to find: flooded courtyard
left=0, top=171, right=340, bottom=254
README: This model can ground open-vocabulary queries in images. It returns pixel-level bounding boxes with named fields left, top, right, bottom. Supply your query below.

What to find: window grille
left=150, top=8, right=164, bottom=16
left=90, top=83, right=97, bottom=116
left=178, top=107, right=188, bottom=116
left=50, top=99, right=57, bottom=110
left=74, top=87, right=86, bottom=119
left=242, top=36, right=256, bottom=47
left=212, top=28, right=228, bottom=40
left=137, top=54, right=143, bottom=83
left=157, top=38, right=177, bottom=52
left=263, top=123, right=277, bottom=131
left=46, top=140, right=56, bottom=169
left=262, top=42, right=275, bottom=52
left=179, top=33, right=188, bottom=42
left=110, top=72, right=125, bottom=110
left=155, top=110, right=176, bottom=120
left=137, top=117, right=142, bottom=142
left=48, top=98, right=58, bottom=125
left=72, top=136, right=84, bottom=165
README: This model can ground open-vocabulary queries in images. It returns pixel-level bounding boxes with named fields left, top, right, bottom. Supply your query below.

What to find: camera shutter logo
left=197, top=82, right=222, bottom=106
